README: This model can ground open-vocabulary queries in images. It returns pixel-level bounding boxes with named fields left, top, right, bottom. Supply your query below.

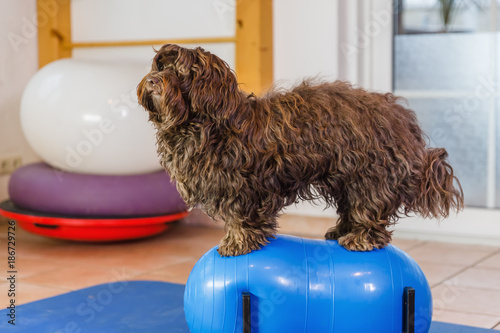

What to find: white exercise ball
left=21, top=59, right=161, bottom=175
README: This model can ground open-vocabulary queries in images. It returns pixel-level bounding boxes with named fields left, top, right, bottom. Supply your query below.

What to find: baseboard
left=392, top=207, right=500, bottom=247
left=282, top=203, right=500, bottom=246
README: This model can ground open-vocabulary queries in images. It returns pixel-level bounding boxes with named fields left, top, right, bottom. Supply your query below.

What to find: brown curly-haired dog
left=137, top=44, right=464, bottom=257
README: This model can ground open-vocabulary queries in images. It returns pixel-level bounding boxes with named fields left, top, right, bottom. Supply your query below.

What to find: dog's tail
left=414, top=148, right=464, bottom=219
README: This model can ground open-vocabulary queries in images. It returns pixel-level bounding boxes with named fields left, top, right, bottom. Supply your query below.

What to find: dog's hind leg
left=325, top=191, right=393, bottom=251
left=323, top=184, right=354, bottom=243
left=336, top=219, right=392, bottom=251
left=326, top=214, right=392, bottom=251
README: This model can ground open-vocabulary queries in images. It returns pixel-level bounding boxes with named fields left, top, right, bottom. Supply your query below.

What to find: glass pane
left=394, top=0, right=500, bottom=208
left=396, top=0, right=491, bottom=34
left=406, top=98, right=489, bottom=207
left=394, top=33, right=493, bottom=91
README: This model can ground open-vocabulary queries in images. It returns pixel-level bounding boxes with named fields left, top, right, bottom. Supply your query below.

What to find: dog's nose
left=148, top=76, right=160, bottom=85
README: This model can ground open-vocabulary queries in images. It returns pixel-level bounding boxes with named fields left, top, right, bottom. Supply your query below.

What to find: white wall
left=0, top=0, right=40, bottom=201
left=273, top=0, right=339, bottom=85
left=71, top=0, right=235, bottom=69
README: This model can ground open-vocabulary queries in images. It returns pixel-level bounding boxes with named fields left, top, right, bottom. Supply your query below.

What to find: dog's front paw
left=338, top=234, right=376, bottom=251
left=217, top=242, right=256, bottom=257
left=217, top=238, right=269, bottom=257
left=217, top=230, right=273, bottom=257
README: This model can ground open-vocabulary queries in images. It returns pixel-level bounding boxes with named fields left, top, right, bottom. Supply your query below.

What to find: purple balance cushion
left=8, top=162, right=187, bottom=217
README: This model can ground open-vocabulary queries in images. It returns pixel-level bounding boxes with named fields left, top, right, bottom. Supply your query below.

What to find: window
left=394, top=0, right=500, bottom=208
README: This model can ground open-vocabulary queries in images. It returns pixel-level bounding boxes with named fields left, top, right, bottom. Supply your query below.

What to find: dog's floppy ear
left=155, top=44, right=197, bottom=76
left=160, top=69, right=190, bottom=125
left=187, top=47, right=243, bottom=122
left=154, top=45, right=243, bottom=123
left=150, top=45, right=192, bottom=126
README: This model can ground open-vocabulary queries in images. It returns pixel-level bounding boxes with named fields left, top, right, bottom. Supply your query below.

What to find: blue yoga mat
left=0, top=281, right=188, bottom=332
left=0, top=280, right=494, bottom=332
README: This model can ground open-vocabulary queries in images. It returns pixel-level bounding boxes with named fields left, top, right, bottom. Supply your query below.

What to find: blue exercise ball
left=184, top=234, right=432, bottom=333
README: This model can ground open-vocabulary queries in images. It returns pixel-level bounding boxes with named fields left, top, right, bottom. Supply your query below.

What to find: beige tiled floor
left=1, top=214, right=500, bottom=330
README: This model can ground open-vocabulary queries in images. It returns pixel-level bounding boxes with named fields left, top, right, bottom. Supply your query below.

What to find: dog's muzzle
left=145, top=74, right=163, bottom=96
left=147, top=76, right=160, bottom=85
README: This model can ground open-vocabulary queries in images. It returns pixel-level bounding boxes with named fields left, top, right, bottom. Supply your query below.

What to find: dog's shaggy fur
left=137, top=44, right=464, bottom=257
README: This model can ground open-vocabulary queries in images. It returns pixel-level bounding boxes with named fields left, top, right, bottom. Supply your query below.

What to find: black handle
left=242, top=292, right=251, bottom=333
left=403, top=287, right=415, bottom=333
